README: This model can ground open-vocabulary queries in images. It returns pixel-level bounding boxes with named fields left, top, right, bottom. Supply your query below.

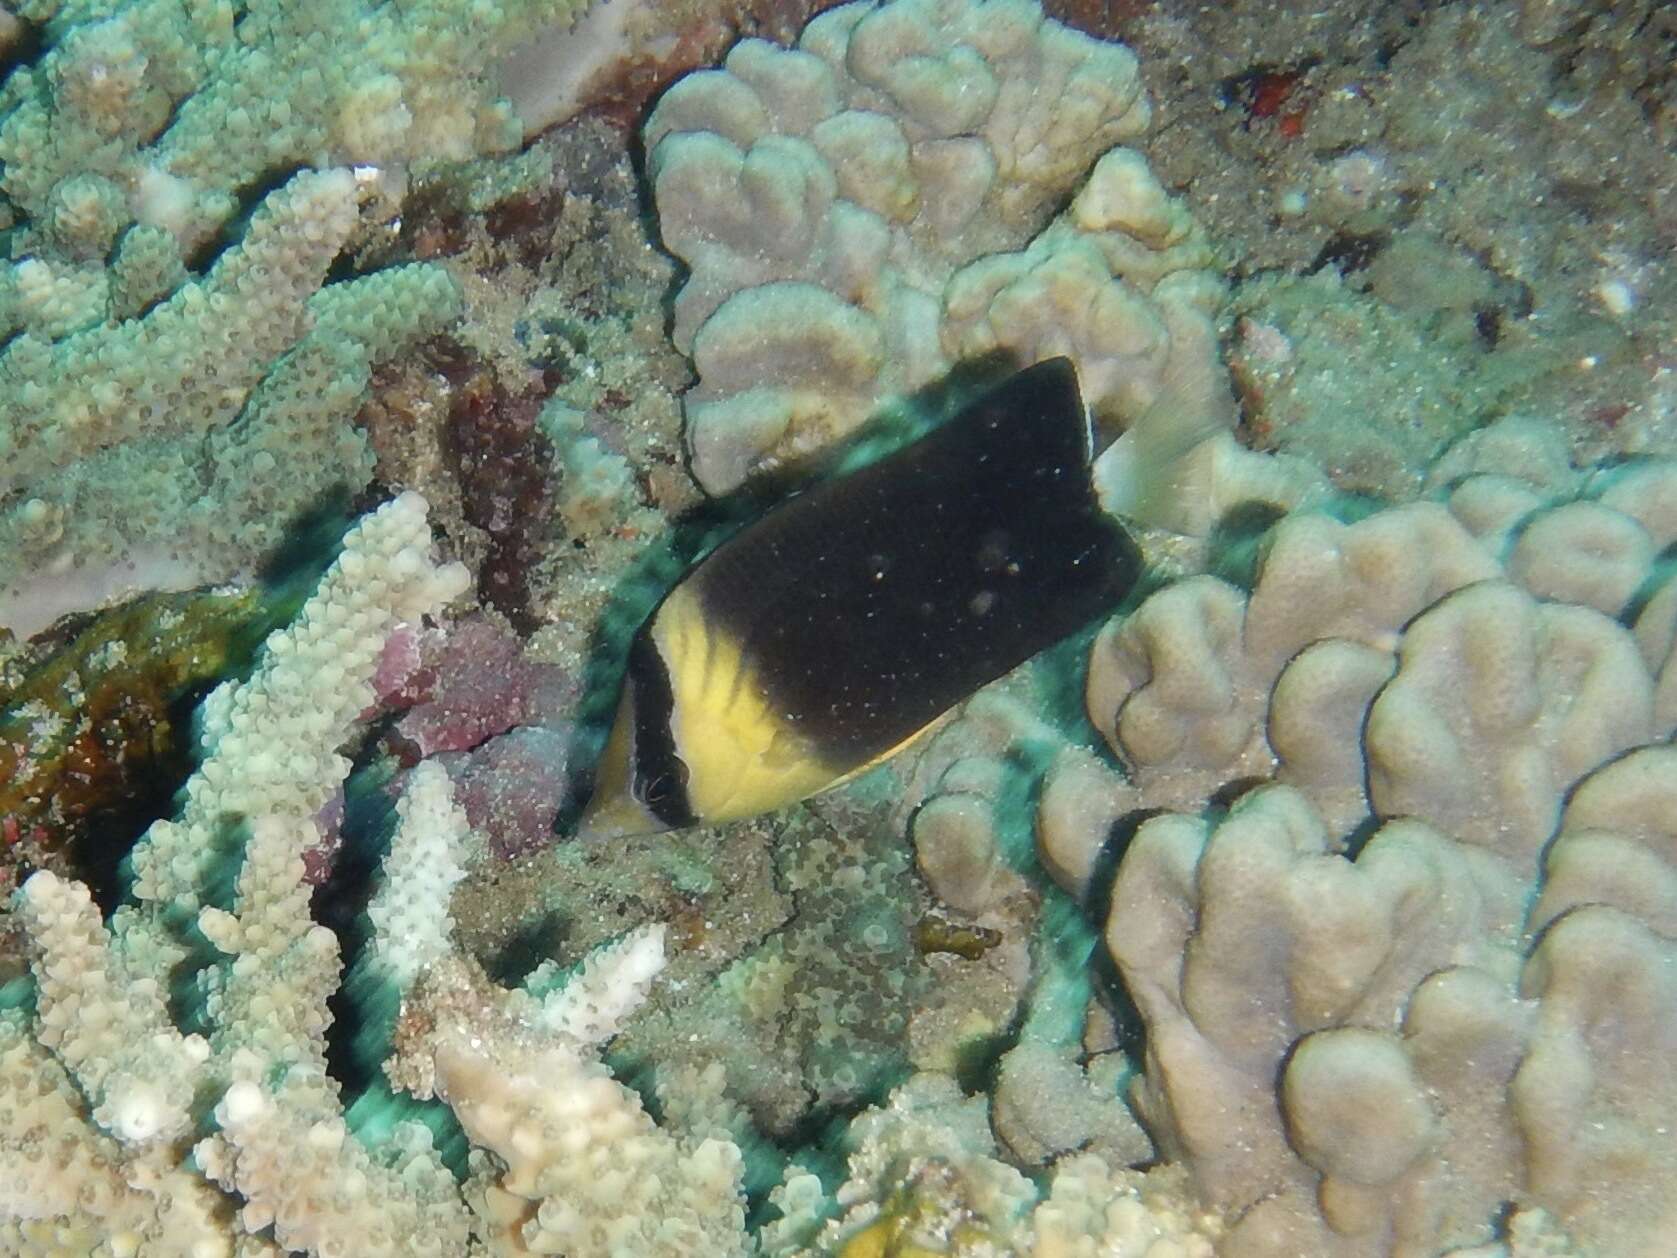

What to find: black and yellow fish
left=578, top=357, right=1142, bottom=838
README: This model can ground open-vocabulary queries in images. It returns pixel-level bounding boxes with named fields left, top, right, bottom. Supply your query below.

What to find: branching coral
left=0, top=0, right=593, bottom=268
left=0, top=162, right=462, bottom=638
left=1, top=493, right=756, bottom=1256
left=4, top=0, right=1676, bottom=1255
left=4, top=492, right=475, bottom=1254
left=0, top=0, right=604, bottom=635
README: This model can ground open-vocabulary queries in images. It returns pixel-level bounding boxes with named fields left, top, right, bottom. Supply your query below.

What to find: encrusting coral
left=1059, top=457, right=1677, bottom=841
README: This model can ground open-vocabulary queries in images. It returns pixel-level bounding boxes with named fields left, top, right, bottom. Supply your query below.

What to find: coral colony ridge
left=1, top=0, right=1674, bottom=1255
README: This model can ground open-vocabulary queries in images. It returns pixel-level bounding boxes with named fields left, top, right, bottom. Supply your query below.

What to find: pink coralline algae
left=440, top=725, right=576, bottom=861
left=362, top=615, right=579, bottom=862
left=376, top=615, right=576, bottom=761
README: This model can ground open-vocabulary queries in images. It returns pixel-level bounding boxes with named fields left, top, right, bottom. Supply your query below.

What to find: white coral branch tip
left=536, top=924, right=668, bottom=1047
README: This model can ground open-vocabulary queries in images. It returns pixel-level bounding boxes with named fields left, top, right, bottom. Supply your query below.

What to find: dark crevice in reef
left=1082, top=807, right=1164, bottom=1059
left=1, top=16, right=46, bottom=76
left=1308, top=229, right=1389, bottom=276
left=193, top=163, right=310, bottom=274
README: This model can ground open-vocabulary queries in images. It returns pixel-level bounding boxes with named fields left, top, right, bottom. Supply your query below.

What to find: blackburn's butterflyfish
left=577, top=357, right=1143, bottom=838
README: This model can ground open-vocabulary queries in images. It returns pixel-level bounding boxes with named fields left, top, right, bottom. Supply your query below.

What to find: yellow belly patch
left=652, top=585, right=841, bottom=822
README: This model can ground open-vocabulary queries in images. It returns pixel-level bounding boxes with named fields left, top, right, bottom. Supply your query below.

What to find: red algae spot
left=1251, top=69, right=1301, bottom=118
left=1226, top=63, right=1316, bottom=138
left=381, top=614, right=576, bottom=762
left=1589, top=402, right=1631, bottom=431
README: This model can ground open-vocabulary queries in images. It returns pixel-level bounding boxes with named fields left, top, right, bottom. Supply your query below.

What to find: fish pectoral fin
left=760, top=723, right=815, bottom=770
left=702, top=728, right=840, bottom=823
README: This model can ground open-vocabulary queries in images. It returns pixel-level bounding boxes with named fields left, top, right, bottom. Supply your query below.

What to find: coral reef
left=2, top=495, right=751, bottom=1255
left=442, top=364, right=561, bottom=635
left=1122, top=0, right=1677, bottom=500
left=759, top=1073, right=1219, bottom=1256
left=3, top=0, right=1677, bottom=1254
left=1039, top=455, right=1677, bottom=1254
left=643, top=0, right=1236, bottom=499
left=0, top=0, right=605, bottom=634
left=397, top=117, right=697, bottom=667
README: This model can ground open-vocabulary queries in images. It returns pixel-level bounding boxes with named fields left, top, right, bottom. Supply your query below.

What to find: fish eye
left=637, top=758, right=690, bottom=805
